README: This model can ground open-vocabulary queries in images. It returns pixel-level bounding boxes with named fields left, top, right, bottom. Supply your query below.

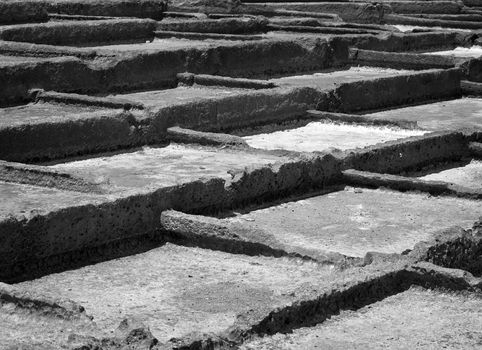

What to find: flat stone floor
left=240, top=286, right=482, bottom=350
left=50, top=144, right=289, bottom=193
left=14, top=244, right=346, bottom=343
left=268, top=66, right=415, bottom=90
left=419, top=159, right=482, bottom=189
left=0, top=55, right=67, bottom=66
left=117, top=85, right=250, bottom=108
left=0, top=300, right=105, bottom=350
left=364, top=97, right=482, bottom=131
left=224, top=187, right=482, bottom=257
left=243, top=121, right=425, bottom=152
left=0, top=102, right=119, bottom=127
left=0, top=181, right=105, bottom=221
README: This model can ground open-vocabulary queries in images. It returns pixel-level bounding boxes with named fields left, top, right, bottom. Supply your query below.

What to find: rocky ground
left=0, top=0, right=481, bottom=349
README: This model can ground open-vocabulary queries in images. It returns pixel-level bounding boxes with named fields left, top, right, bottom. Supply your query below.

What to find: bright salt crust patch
left=424, top=45, right=482, bottom=58
left=243, top=122, right=426, bottom=152
left=393, top=25, right=472, bottom=33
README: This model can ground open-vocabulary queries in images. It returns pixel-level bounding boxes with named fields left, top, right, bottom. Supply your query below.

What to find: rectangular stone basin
left=419, top=159, right=482, bottom=190
left=118, top=67, right=416, bottom=108
left=364, top=97, right=482, bottom=131
left=240, top=286, right=482, bottom=350
left=223, top=187, right=481, bottom=258
left=14, top=244, right=340, bottom=343
left=424, top=45, right=482, bottom=58
left=243, top=121, right=425, bottom=152
left=50, top=144, right=288, bottom=194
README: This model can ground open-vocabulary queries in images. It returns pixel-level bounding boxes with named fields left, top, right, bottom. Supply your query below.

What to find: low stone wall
left=349, top=48, right=458, bottom=70
left=464, top=59, right=482, bottom=82
left=342, top=169, right=482, bottom=199
left=0, top=1, right=49, bottom=25
left=46, top=0, right=167, bottom=19
left=386, top=1, right=461, bottom=14
left=0, top=19, right=157, bottom=46
left=169, top=0, right=243, bottom=13
left=0, top=40, right=97, bottom=58
left=316, top=69, right=461, bottom=113
left=353, top=31, right=464, bottom=52
left=167, top=126, right=248, bottom=147
left=157, top=17, right=268, bottom=34
left=193, top=39, right=335, bottom=78
left=0, top=57, right=97, bottom=106
left=0, top=110, right=146, bottom=163
left=244, top=2, right=390, bottom=23
left=462, top=80, right=482, bottom=95
left=343, top=132, right=470, bottom=174
left=149, top=86, right=321, bottom=134
left=410, top=223, right=482, bottom=276
left=177, top=72, right=277, bottom=89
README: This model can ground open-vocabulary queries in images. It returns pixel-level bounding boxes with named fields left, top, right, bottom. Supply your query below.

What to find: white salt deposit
left=243, top=122, right=426, bottom=152
left=423, top=46, right=482, bottom=58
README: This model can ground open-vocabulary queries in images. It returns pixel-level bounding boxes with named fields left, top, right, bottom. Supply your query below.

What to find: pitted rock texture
left=0, top=1, right=481, bottom=348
